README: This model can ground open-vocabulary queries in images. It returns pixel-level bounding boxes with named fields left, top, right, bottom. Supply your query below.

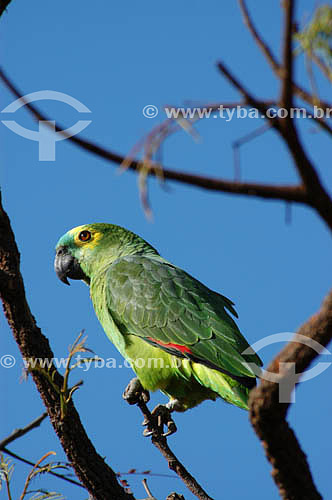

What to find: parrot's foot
left=143, top=401, right=181, bottom=438
left=124, top=381, right=180, bottom=438
left=123, top=377, right=150, bottom=405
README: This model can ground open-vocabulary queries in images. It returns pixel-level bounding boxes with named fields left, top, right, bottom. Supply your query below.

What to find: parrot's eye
left=78, top=230, right=92, bottom=242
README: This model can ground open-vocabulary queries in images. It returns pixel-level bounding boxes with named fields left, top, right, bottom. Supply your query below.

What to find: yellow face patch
left=69, top=225, right=103, bottom=250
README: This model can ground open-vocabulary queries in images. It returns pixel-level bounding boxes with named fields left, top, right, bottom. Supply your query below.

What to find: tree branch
left=276, top=108, right=332, bottom=232
left=249, top=288, right=332, bottom=500
left=0, top=412, right=86, bottom=488
left=0, top=0, right=12, bottom=18
left=135, top=399, right=213, bottom=500
left=0, top=192, right=134, bottom=500
left=301, top=104, right=332, bottom=136
left=216, top=61, right=276, bottom=121
left=310, top=51, right=332, bottom=84
left=0, top=412, right=48, bottom=449
left=0, top=66, right=307, bottom=205
left=238, top=0, right=332, bottom=112
left=216, top=62, right=332, bottom=232
left=2, top=447, right=85, bottom=489
left=280, top=0, right=295, bottom=109
left=238, top=0, right=280, bottom=74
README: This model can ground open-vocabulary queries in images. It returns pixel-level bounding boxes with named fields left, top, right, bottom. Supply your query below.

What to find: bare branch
left=2, top=447, right=84, bottom=489
left=238, top=0, right=332, bottom=111
left=216, top=59, right=332, bottom=231
left=0, top=412, right=48, bottom=450
left=276, top=113, right=332, bottom=231
left=0, top=0, right=12, bottom=18
left=301, top=104, right=332, bottom=136
left=233, top=123, right=272, bottom=179
left=134, top=399, right=213, bottom=500
left=280, top=0, right=295, bottom=109
left=310, top=51, right=332, bottom=83
left=0, top=192, right=134, bottom=500
left=20, top=451, right=56, bottom=500
left=142, top=478, right=156, bottom=499
left=0, top=67, right=307, bottom=205
left=238, top=0, right=280, bottom=73
left=215, top=59, right=332, bottom=231
left=292, top=81, right=332, bottom=112
left=216, top=61, right=275, bottom=120
left=249, top=289, right=332, bottom=500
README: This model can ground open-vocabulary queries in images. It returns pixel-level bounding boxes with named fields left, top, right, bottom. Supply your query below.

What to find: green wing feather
left=106, top=255, right=262, bottom=380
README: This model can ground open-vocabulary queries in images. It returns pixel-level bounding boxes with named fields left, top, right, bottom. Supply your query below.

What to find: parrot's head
left=54, top=223, right=158, bottom=286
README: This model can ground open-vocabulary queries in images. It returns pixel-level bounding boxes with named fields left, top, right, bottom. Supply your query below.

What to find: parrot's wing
left=106, top=255, right=262, bottom=383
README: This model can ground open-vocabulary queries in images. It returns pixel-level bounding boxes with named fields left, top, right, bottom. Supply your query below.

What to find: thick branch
left=0, top=192, right=134, bottom=500
left=277, top=114, right=332, bottom=231
left=0, top=0, right=12, bottom=17
left=249, top=289, right=332, bottom=500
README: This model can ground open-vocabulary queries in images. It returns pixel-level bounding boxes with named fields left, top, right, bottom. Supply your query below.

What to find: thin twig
left=310, top=51, right=332, bottom=83
left=305, top=54, right=320, bottom=102
left=238, top=0, right=280, bottom=73
left=216, top=58, right=332, bottom=232
left=0, top=412, right=48, bottom=450
left=216, top=61, right=275, bottom=121
left=118, top=471, right=177, bottom=479
left=5, top=476, right=12, bottom=500
left=300, top=105, right=332, bottom=135
left=20, top=451, right=56, bottom=500
left=238, top=0, right=332, bottom=112
left=142, top=478, right=156, bottom=499
left=135, top=400, right=213, bottom=500
left=232, top=123, right=272, bottom=180
left=166, top=494, right=185, bottom=500
left=2, top=447, right=85, bottom=488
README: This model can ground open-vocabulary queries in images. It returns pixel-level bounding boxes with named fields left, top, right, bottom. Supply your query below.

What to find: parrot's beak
left=54, top=246, right=87, bottom=285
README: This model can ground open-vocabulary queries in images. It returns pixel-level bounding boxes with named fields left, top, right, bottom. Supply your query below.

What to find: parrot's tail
left=191, top=362, right=253, bottom=410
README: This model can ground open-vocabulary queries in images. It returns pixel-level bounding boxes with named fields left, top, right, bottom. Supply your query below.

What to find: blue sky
left=1, top=1, right=332, bottom=499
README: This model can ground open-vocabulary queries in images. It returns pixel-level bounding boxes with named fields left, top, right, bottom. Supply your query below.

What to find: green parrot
left=55, top=223, right=262, bottom=434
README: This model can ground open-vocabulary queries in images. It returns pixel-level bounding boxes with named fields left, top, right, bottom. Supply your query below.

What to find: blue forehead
left=55, top=231, right=74, bottom=249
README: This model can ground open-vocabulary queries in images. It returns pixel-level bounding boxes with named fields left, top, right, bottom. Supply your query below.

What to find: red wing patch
left=147, top=337, right=192, bottom=355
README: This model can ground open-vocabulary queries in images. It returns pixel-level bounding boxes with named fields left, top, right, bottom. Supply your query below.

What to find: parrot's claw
left=141, top=416, right=149, bottom=426
left=124, top=380, right=179, bottom=437
left=123, top=377, right=150, bottom=405
left=143, top=404, right=177, bottom=438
